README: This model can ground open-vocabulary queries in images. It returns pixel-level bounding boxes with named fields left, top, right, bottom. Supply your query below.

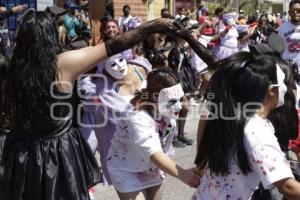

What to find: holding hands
left=178, top=167, right=203, bottom=188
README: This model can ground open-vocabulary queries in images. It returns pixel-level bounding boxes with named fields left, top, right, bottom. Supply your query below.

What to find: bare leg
left=146, top=183, right=164, bottom=200
left=177, top=96, right=189, bottom=138
left=177, top=96, right=193, bottom=145
left=117, top=189, right=147, bottom=200
left=199, top=72, right=211, bottom=97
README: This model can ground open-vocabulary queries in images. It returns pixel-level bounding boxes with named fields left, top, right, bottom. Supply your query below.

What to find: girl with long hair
left=0, top=53, right=8, bottom=128
left=0, top=10, right=191, bottom=200
left=0, top=53, right=8, bottom=165
left=107, top=69, right=201, bottom=200
left=193, top=52, right=300, bottom=199
left=250, top=58, right=300, bottom=200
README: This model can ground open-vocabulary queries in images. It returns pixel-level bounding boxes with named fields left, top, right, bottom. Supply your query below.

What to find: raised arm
left=173, top=23, right=218, bottom=70
left=57, top=18, right=179, bottom=83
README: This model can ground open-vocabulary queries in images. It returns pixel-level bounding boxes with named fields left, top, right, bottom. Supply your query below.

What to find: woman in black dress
left=0, top=10, right=194, bottom=200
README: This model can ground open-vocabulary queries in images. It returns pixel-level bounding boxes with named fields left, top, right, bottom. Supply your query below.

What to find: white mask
left=158, top=84, right=185, bottom=119
left=227, top=18, right=235, bottom=26
left=272, top=65, right=287, bottom=108
left=104, top=54, right=128, bottom=80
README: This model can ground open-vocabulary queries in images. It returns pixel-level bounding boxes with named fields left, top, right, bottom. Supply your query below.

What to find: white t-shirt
left=296, top=82, right=300, bottom=109
left=193, top=114, right=294, bottom=200
left=191, top=36, right=208, bottom=74
left=278, top=21, right=300, bottom=70
left=118, top=15, right=133, bottom=32
left=107, top=110, right=175, bottom=192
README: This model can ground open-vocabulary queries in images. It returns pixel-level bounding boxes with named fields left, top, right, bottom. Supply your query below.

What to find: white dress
left=192, top=114, right=294, bottom=200
left=213, top=27, right=239, bottom=60
left=107, top=110, right=175, bottom=193
left=191, top=36, right=208, bottom=74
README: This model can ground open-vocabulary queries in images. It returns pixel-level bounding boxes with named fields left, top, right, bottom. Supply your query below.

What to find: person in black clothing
left=251, top=14, right=274, bottom=44
left=0, top=10, right=215, bottom=200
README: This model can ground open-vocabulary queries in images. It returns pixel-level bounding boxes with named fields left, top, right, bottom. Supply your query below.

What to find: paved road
left=93, top=105, right=201, bottom=200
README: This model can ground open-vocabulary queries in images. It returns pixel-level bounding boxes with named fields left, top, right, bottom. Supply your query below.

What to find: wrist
left=175, top=165, right=185, bottom=180
left=184, top=33, right=195, bottom=45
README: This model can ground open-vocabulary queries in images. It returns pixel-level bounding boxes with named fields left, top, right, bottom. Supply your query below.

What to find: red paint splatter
left=263, top=170, right=267, bottom=175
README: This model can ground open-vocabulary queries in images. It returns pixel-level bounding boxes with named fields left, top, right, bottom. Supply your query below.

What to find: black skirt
left=0, top=120, right=101, bottom=200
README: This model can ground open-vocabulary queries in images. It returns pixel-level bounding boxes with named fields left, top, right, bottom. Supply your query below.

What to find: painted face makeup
left=158, top=84, right=185, bottom=119
left=271, top=65, right=287, bottom=108
left=104, top=54, right=128, bottom=80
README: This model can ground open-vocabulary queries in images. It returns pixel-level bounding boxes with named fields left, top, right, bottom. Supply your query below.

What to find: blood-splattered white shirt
left=106, top=110, right=175, bottom=193
left=192, top=114, right=294, bottom=200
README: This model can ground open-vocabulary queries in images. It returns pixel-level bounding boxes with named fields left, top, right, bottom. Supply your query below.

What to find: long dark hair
left=195, top=52, right=278, bottom=176
left=5, top=11, right=62, bottom=129
left=131, top=69, right=180, bottom=115
left=268, top=59, right=298, bottom=150
left=0, top=54, right=8, bottom=127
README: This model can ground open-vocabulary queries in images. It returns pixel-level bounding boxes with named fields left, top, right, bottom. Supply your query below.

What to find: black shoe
left=172, top=139, right=186, bottom=148
left=178, top=136, right=193, bottom=145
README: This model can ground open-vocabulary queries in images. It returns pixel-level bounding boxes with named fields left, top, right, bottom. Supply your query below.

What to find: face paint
left=158, top=84, right=184, bottom=119
left=227, top=18, right=235, bottom=26
left=104, top=54, right=128, bottom=80
left=271, top=65, right=287, bottom=108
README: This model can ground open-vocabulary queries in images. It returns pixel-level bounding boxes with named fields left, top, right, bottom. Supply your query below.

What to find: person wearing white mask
left=194, top=52, right=300, bottom=200
left=79, top=53, right=152, bottom=186
left=104, top=54, right=128, bottom=80
left=106, top=69, right=202, bottom=200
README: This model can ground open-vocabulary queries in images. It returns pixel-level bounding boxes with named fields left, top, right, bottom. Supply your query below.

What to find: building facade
left=56, top=0, right=175, bottom=21
left=113, top=0, right=174, bottom=21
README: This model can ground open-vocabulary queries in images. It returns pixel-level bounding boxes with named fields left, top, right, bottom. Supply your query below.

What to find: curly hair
left=5, top=11, right=62, bottom=129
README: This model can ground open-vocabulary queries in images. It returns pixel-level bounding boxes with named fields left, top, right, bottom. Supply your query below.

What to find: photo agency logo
left=50, top=75, right=264, bottom=127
